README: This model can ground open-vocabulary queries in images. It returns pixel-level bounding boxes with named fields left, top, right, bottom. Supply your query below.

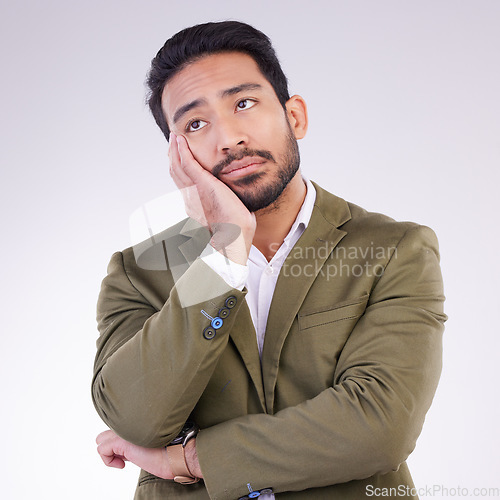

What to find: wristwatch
left=165, top=421, right=200, bottom=484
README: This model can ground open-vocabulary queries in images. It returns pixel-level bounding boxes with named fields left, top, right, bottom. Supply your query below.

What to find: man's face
left=162, top=52, right=301, bottom=212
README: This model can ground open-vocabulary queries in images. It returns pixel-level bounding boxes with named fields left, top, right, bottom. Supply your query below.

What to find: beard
left=212, top=127, right=301, bottom=213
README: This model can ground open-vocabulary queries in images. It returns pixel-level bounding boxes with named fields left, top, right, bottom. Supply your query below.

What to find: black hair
left=146, top=21, right=290, bottom=141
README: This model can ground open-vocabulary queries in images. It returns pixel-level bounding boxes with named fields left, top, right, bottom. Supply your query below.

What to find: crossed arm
left=96, top=429, right=202, bottom=479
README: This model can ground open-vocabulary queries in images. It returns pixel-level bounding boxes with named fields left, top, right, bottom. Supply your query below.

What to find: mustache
left=212, top=148, right=275, bottom=178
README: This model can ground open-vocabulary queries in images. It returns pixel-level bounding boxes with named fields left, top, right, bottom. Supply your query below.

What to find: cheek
left=182, top=135, right=214, bottom=172
left=254, top=110, right=290, bottom=142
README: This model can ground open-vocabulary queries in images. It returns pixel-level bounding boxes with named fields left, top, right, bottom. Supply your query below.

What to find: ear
left=285, top=95, right=308, bottom=140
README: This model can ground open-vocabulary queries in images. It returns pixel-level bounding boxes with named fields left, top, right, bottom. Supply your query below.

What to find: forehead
left=162, top=52, right=274, bottom=124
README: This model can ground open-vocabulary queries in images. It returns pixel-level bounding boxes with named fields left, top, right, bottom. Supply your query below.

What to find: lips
left=219, top=157, right=266, bottom=179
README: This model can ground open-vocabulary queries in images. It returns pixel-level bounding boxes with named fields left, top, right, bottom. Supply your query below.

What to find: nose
left=215, top=116, right=248, bottom=153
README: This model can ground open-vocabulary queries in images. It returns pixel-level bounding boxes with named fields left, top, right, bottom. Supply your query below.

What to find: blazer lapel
left=261, top=183, right=351, bottom=413
left=228, top=302, right=267, bottom=411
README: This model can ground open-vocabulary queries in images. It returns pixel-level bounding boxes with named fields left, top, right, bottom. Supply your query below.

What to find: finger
left=169, top=143, right=195, bottom=191
left=168, top=132, right=178, bottom=166
left=169, top=134, right=193, bottom=187
left=176, top=135, right=210, bottom=184
left=97, top=439, right=127, bottom=469
left=169, top=165, right=189, bottom=191
left=170, top=155, right=192, bottom=188
left=99, top=449, right=126, bottom=469
left=168, top=132, right=182, bottom=171
left=96, top=429, right=114, bottom=445
left=107, top=457, right=126, bottom=469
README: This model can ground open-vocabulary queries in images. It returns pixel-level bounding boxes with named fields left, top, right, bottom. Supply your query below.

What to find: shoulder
left=312, top=181, right=438, bottom=251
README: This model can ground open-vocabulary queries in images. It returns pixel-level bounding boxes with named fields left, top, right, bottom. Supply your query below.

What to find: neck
left=252, top=172, right=307, bottom=261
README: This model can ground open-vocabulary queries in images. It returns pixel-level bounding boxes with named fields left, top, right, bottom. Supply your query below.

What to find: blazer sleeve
left=92, top=252, right=246, bottom=448
left=196, top=225, right=446, bottom=499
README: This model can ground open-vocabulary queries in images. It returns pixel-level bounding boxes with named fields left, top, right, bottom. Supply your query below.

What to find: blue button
left=249, top=493, right=260, bottom=498
left=211, top=317, right=223, bottom=329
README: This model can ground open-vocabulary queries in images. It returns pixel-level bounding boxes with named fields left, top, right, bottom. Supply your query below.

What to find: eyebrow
left=172, top=98, right=207, bottom=125
left=219, top=83, right=262, bottom=98
left=172, top=83, right=263, bottom=125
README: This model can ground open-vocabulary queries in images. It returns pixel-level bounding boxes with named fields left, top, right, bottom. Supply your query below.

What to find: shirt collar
left=248, top=175, right=317, bottom=264
left=282, top=176, right=317, bottom=247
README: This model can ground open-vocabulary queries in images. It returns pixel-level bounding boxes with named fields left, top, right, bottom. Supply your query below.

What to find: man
left=93, top=21, right=446, bottom=500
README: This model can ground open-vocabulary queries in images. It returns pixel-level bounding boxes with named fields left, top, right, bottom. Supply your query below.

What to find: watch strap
left=166, top=443, right=200, bottom=484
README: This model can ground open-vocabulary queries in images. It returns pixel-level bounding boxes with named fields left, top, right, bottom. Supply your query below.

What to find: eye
left=186, top=119, right=208, bottom=132
left=236, top=99, right=257, bottom=111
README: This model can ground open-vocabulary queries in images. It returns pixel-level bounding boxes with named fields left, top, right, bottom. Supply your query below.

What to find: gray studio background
left=1, top=1, right=499, bottom=498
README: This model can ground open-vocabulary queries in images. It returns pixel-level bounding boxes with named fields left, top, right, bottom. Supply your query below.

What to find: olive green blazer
left=92, top=182, right=446, bottom=499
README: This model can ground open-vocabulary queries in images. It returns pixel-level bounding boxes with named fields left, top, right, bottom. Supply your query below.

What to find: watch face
left=169, top=434, right=184, bottom=445
left=169, top=421, right=198, bottom=446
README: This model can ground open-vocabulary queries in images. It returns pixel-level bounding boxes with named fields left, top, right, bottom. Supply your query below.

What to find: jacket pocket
left=298, top=294, right=369, bottom=332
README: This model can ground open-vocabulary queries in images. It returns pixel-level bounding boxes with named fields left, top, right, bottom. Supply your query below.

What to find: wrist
left=165, top=422, right=201, bottom=484
left=184, top=439, right=203, bottom=479
left=211, top=230, right=253, bottom=265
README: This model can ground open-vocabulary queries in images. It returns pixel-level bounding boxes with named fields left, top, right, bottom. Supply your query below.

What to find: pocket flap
left=298, top=294, right=369, bottom=331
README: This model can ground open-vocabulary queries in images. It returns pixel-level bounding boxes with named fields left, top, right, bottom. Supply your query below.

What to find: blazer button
left=203, top=326, right=216, bottom=340
left=211, top=317, right=223, bottom=329
left=225, top=296, right=237, bottom=308
left=218, top=307, right=230, bottom=319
